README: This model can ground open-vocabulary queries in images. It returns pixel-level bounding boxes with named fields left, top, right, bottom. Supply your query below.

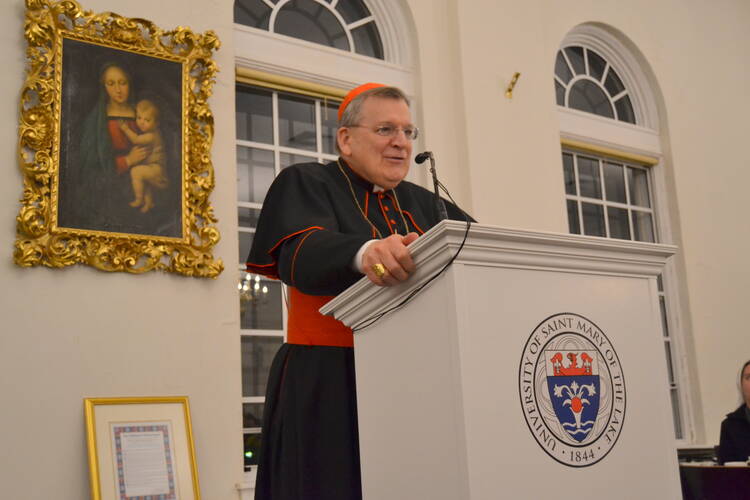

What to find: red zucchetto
left=338, top=82, right=386, bottom=121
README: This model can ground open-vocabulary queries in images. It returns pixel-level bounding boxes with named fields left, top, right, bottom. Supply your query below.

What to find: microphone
left=415, top=151, right=448, bottom=221
left=415, top=151, right=432, bottom=164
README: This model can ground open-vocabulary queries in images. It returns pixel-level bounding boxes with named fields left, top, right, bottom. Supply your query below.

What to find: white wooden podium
left=321, top=221, right=682, bottom=500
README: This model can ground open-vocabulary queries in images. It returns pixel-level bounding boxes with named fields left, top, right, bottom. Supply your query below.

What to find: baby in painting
left=120, top=99, right=167, bottom=213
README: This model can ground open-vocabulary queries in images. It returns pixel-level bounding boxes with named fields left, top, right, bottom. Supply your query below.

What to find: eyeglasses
left=350, top=124, right=420, bottom=141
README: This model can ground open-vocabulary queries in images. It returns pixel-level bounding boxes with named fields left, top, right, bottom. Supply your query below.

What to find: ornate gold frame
left=15, top=0, right=223, bottom=277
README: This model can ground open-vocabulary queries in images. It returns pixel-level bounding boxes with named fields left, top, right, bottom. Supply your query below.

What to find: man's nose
left=390, top=129, right=408, bottom=147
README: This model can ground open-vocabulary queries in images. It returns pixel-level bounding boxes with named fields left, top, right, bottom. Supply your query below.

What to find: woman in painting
left=68, top=62, right=148, bottom=233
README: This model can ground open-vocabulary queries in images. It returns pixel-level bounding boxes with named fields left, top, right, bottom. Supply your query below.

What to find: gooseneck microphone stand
left=415, top=151, right=448, bottom=221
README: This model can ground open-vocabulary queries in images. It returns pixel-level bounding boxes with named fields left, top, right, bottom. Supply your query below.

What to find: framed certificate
left=84, top=397, right=201, bottom=500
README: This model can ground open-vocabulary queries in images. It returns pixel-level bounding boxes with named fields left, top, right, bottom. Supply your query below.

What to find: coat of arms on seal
left=518, top=313, right=626, bottom=467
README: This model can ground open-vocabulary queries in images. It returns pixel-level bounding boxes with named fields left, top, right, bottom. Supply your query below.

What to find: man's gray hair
left=339, top=86, right=410, bottom=127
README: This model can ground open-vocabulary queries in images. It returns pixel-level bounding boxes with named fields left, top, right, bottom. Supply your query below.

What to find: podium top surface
left=320, top=220, right=676, bottom=327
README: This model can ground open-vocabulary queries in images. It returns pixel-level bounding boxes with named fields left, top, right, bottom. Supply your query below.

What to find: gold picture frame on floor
left=15, top=0, right=223, bottom=277
left=84, top=396, right=201, bottom=500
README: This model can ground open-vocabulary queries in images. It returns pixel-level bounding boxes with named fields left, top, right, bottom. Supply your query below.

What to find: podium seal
left=518, top=313, right=626, bottom=467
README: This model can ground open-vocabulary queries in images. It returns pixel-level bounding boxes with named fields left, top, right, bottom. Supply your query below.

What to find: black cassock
left=246, top=159, right=467, bottom=500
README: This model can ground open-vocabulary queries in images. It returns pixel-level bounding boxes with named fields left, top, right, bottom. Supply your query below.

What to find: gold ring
left=372, top=263, right=387, bottom=278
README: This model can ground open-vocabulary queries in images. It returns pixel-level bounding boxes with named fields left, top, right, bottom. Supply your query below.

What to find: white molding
left=557, top=107, right=662, bottom=158
left=348, top=16, right=375, bottom=31
left=364, top=0, right=416, bottom=67
left=233, top=0, right=418, bottom=88
left=234, top=25, right=415, bottom=93
left=322, top=221, right=676, bottom=328
left=236, top=477, right=256, bottom=500
left=649, top=153, right=697, bottom=442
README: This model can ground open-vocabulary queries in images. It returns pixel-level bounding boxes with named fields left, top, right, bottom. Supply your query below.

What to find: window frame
left=235, top=0, right=415, bottom=67
left=562, top=149, right=657, bottom=242
left=234, top=2, right=418, bottom=489
left=557, top=24, right=695, bottom=446
left=266, top=0, right=380, bottom=59
left=237, top=83, right=342, bottom=479
left=555, top=46, right=636, bottom=124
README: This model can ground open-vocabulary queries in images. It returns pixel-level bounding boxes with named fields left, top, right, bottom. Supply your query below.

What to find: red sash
left=287, top=288, right=353, bottom=347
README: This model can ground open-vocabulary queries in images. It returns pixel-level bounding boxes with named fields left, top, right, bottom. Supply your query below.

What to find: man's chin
left=380, top=172, right=408, bottom=190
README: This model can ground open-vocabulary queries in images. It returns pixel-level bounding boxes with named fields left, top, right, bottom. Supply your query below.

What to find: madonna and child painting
left=57, top=37, right=183, bottom=239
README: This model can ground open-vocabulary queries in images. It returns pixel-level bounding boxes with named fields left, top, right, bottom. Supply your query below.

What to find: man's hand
left=362, top=232, right=419, bottom=286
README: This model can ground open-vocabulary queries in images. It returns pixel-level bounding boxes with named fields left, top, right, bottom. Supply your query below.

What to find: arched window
left=555, top=46, right=635, bottom=124
left=555, top=24, right=692, bottom=443
left=233, top=0, right=417, bottom=488
left=235, top=0, right=384, bottom=59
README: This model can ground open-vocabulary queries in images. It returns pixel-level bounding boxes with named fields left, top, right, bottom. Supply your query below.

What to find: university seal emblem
left=518, top=313, right=626, bottom=467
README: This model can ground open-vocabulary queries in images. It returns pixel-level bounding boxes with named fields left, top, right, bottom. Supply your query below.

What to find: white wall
left=407, top=0, right=750, bottom=445
left=652, top=0, right=750, bottom=444
left=406, top=0, right=474, bottom=212
left=2, top=0, right=749, bottom=495
left=0, top=1, right=241, bottom=498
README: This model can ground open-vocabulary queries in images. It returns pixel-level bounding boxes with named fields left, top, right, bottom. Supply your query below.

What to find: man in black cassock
left=246, top=83, right=467, bottom=500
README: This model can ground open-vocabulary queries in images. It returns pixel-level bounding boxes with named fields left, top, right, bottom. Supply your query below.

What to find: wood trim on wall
left=236, top=66, right=346, bottom=102
left=561, top=138, right=659, bottom=166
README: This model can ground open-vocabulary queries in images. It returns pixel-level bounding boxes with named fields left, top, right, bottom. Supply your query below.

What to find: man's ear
left=337, top=126, right=352, bottom=156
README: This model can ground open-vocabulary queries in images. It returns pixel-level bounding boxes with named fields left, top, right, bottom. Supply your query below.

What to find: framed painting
left=15, top=0, right=223, bottom=277
left=84, top=396, right=201, bottom=500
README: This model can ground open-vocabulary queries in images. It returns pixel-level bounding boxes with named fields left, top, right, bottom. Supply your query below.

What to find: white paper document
left=111, top=423, right=178, bottom=499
